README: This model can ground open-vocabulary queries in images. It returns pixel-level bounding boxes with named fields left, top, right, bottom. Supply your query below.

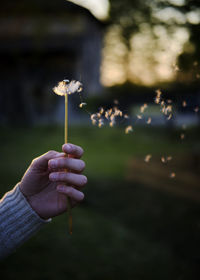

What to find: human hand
left=20, top=143, right=87, bottom=220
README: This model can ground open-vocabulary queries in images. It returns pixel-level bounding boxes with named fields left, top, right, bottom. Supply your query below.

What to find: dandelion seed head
left=53, top=79, right=83, bottom=96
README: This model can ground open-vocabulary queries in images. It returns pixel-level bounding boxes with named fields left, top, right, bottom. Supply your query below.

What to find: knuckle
left=47, top=150, right=56, bottom=155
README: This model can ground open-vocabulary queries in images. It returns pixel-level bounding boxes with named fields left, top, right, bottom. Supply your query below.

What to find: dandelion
left=53, top=80, right=82, bottom=96
left=53, top=78, right=83, bottom=235
left=125, top=125, right=133, bottom=134
left=146, top=117, right=152, bottom=124
left=79, top=102, right=87, bottom=108
left=144, top=154, right=152, bottom=163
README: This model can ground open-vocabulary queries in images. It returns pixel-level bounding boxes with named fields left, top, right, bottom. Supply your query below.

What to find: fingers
left=48, top=157, right=85, bottom=173
left=57, top=185, right=84, bottom=202
left=32, top=151, right=65, bottom=170
left=49, top=172, right=87, bottom=188
left=62, top=143, right=84, bottom=159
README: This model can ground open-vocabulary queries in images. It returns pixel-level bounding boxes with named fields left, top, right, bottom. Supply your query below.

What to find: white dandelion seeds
left=79, top=102, right=87, bottom=108
left=53, top=79, right=83, bottom=96
left=144, top=154, right=152, bottom=163
left=137, top=114, right=142, bottom=120
left=125, top=125, right=133, bottom=134
left=146, top=117, right=152, bottom=124
left=170, top=172, right=176, bottom=178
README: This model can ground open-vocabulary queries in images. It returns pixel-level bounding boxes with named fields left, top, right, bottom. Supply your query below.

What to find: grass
left=0, top=125, right=200, bottom=280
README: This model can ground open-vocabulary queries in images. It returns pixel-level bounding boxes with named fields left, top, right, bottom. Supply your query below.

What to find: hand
left=20, top=143, right=87, bottom=219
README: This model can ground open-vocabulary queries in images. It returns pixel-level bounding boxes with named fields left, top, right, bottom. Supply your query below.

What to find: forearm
left=0, top=184, right=49, bottom=260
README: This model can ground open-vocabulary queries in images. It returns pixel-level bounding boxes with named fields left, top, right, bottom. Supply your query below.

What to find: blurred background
left=0, top=0, right=200, bottom=279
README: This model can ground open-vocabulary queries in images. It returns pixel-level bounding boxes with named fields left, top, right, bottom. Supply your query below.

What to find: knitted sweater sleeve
left=0, top=184, right=50, bottom=260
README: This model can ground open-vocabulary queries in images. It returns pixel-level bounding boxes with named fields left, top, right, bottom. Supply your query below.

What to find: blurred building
left=0, top=0, right=104, bottom=124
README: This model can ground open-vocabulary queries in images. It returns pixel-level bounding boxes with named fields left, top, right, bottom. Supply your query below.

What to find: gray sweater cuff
left=0, top=184, right=50, bottom=259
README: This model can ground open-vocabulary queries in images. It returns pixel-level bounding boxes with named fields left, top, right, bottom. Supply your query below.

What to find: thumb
left=31, top=150, right=65, bottom=170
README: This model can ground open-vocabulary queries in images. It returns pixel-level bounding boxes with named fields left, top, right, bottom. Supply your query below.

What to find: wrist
left=19, top=187, right=49, bottom=220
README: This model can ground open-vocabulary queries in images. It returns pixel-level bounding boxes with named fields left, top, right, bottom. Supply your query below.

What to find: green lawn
left=0, top=125, right=200, bottom=280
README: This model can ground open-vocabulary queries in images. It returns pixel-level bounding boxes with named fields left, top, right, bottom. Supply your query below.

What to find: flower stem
left=65, top=93, right=72, bottom=235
